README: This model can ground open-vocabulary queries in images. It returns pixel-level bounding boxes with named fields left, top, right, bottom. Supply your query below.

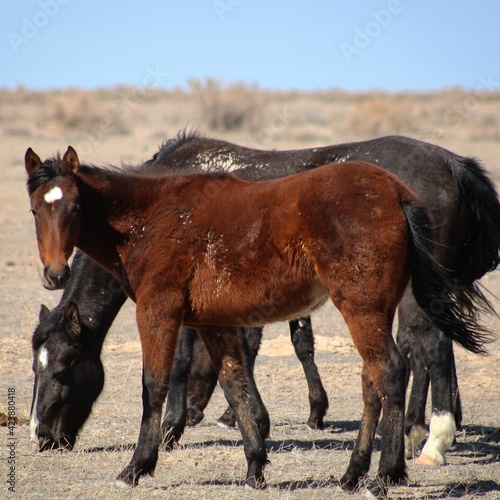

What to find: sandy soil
left=1, top=88, right=499, bottom=499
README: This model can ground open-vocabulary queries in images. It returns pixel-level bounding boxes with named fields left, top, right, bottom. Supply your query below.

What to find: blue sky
left=1, top=1, right=499, bottom=92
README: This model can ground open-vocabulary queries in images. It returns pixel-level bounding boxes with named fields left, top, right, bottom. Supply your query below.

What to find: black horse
left=30, top=132, right=500, bottom=466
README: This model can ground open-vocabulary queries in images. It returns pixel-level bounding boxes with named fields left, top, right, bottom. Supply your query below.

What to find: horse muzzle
left=43, top=265, right=71, bottom=290
left=34, top=434, right=75, bottom=452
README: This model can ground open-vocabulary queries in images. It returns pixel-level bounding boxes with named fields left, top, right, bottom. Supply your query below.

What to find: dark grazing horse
left=25, top=145, right=490, bottom=496
left=29, top=133, right=500, bottom=468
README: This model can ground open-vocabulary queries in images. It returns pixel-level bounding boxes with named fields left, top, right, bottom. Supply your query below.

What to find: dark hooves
left=243, top=475, right=266, bottom=490
left=115, top=466, right=140, bottom=488
left=217, top=408, right=237, bottom=429
left=186, top=408, right=205, bottom=427
left=307, top=417, right=325, bottom=430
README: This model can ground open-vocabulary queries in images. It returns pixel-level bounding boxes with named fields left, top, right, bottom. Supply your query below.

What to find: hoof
left=243, top=476, right=266, bottom=490
left=186, top=408, right=204, bottom=427
left=216, top=420, right=236, bottom=430
left=365, top=478, right=389, bottom=499
left=307, top=419, right=325, bottom=430
left=415, top=453, right=440, bottom=466
left=115, top=479, right=134, bottom=489
left=116, top=466, right=140, bottom=487
left=217, top=408, right=236, bottom=429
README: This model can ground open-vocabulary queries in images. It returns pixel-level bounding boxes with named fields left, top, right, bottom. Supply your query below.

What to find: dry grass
left=1, top=86, right=500, bottom=498
left=2, top=86, right=498, bottom=147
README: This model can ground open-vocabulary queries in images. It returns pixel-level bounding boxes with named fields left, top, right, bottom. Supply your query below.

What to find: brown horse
left=25, top=146, right=488, bottom=496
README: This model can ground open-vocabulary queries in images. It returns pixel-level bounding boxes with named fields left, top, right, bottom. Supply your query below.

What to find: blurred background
left=1, top=1, right=499, bottom=160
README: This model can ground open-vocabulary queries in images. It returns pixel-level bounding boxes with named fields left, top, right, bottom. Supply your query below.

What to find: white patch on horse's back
left=44, top=186, right=63, bottom=203
left=38, top=347, right=49, bottom=369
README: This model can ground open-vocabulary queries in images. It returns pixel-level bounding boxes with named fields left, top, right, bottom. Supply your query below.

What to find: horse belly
left=186, top=273, right=329, bottom=328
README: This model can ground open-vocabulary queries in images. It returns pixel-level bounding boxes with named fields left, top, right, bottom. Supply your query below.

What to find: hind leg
left=161, top=327, right=198, bottom=448
left=197, top=327, right=269, bottom=488
left=217, top=327, right=263, bottom=430
left=417, top=332, right=457, bottom=466
left=397, top=303, right=429, bottom=459
left=398, top=293, right=457, bottom=466
left=340, top=363, right=382, bottom=490
left=340, top=311, right=407, bottom=497
left=289, top=317, right=329, bottom=429
left=185, top=332, right=218, bottom=426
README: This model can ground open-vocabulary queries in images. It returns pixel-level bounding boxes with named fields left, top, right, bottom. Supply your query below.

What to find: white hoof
left=419, top=412, right=456, bottom=466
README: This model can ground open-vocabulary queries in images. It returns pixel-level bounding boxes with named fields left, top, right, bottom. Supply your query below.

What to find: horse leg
left=161, top=327, right=198, bottom=449
left=339, top=363, right=381, bottom=491
left=289, top=317, right=329, bottom=429
left=116, top=304, right=182, bottom=487
left=185, top=331, right=218, bottom=426
left=398, top=293, right=457, bottom=466
left=417, top=332, right=457, bottom=466
left=340, top=312, right=407, bottom=497
left=217, top=327, right=263, bottom=430
left=450, top=351, right=462, bottom=431
left=197, top=327, right=269, bottom=488
left=396, top=306, right=430, bottom=459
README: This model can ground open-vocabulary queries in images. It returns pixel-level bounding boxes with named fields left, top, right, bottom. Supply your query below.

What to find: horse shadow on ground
left=80, top=422, right=500, bottom=493
left=451, top=424, right=500, bottom=464
left=80, top=420, right=362, bottom=455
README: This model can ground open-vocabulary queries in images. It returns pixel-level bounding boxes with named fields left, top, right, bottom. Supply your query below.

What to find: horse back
left=158, top=161, right=418, bottom=327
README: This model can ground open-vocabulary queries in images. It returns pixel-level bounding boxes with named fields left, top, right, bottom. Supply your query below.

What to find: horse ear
left=61, top=146, right=80, bottom=174
left=39, top=304, right=51, bottom=320
left=25, top=148, right=42, bottom=176
left=65, top=301, right=82, bottom=338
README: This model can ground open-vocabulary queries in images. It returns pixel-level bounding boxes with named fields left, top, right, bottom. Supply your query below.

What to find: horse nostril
left=43, top=266, right=71, bottom=290
left=59, top=265, right=71, bottom=285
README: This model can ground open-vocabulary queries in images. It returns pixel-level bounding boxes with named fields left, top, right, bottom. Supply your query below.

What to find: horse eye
left=30, top=208, right=37, bottom=216
left=53, top=366, right=69, bottom=383
left=71, top=203, right=80, bottom=214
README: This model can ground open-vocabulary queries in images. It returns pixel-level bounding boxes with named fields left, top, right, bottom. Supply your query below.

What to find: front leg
left=198, top=326, right=269, bottom=489
left=116, top=301, right=183, bottom=487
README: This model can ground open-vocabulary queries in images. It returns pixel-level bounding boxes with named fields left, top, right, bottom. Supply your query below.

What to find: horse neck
left=75, top=167, right=159, bottom=275
left=60, top=252, right=127, bottom=343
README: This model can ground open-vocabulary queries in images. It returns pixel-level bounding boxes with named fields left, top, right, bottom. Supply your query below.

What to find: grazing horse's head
left=30, top=301, right=105, bottom=452
left=25, top=146, right=81, bottom=290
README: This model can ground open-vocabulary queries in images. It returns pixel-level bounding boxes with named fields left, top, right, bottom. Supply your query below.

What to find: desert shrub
left=189, top=78, right=264, bottom=132
left=45, top=91, right=131, bottom=135
left=342, top=93, right=418, bottom=137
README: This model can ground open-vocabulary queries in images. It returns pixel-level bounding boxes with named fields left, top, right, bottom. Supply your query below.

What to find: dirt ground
left=1, top=87, right=499, bottom=499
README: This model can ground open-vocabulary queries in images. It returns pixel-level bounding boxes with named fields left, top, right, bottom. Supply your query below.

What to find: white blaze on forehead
left=44, top=186, right=63, bottom=203
left=38, top=347, right=49, bottom=369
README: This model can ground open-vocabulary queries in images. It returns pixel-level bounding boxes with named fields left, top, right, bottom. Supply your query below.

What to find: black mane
left=148, top=128, right=200, bottom=165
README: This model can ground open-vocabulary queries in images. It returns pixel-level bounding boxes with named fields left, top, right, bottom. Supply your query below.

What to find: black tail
left=403, top=201, right=493, bottom=355
left=448, top=156, right=500, bottom=284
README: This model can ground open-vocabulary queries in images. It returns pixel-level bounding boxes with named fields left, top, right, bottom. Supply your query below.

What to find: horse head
left=30, top=301, right=105, bottom=451
left=25, top=146, right=81, bottom=290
